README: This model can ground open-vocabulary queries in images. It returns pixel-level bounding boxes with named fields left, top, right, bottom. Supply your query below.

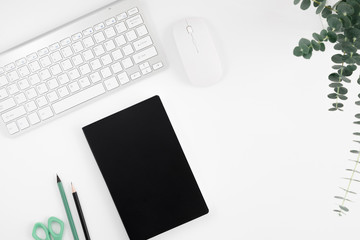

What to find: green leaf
left=294, top=0, right=301, bottom=4
left=339, top=205, right=349, bottom=212
left=355, top=101, right=360, bottom=105
left=348, top=65, right=357, bottom=71
left=303, top=51, right=312, bottom=59
left=300, top=0, right=311, bottom=10
left=329, top=73, right=340, bottom=81
left=313, top=32, right=323, bottom=41
left=341, top=76, right=351, bottom=83
left=357, top=77, right=360, bottom=85
left=293, top=46, right=303, bottom=57
left=329, top=83, right=343, bottom=88
left=342, top=67, right=353, bottom=76
left=337, top=2, right=355, bottom=16
left=342, top=42, right=357, bottom=54
left=328, top=93, right=337, bottom=99
left=322, top=7, right=332, bottom=18
left=311, top=40, right=320, bottom=50
left=335, top=196, right=351, bottom=201
left=355, top=113, right=360, bottom=118
left=340, top=187, right=357, bottom=194
left=346, top=168, right=360, bottom=173
left=329, top=107, right=338, bottom=111
left=327, top=31, right=337, bottom=43
left=354, top=121, right=360, bottom=124
left=332, top=54, right=344, bottom=63
left=320, top=42, right=326, bottom=51
left=332, top=65, right=344, bottom=69
left=316, top=1, right=326, bottom=14
left=339, top=95, right=348, bottom=100
left=336, top=87, right=348, bottom=94
left=327, top=16, right=342, bottom=31
left=334, top=43, right=343, bottom=50
left=320, top=29, right=328, bottom=38
left=353, top=133, right=360, bottom=136
left=333, top=103, right=344, bottom=108
left=299, top=38, right=310, bottom=54
left=344, top=28, right=360, bottom=42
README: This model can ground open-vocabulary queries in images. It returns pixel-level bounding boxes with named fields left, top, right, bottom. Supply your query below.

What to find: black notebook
left=83, top=96, right=208, bottom=240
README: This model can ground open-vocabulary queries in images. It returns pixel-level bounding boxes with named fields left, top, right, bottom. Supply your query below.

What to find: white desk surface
left=0, top=0, right=359, bottom=239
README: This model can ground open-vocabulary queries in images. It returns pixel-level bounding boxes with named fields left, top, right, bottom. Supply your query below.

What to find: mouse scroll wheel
left=186, top=25, right=193, bottom=34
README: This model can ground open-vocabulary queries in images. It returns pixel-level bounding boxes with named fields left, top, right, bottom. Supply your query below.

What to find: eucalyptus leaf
left=355, top=113, right=360, bottom=118
left=339, top=205, right=349, bottom=212
left=338, top=95, right=348, bottom=100
left=300, top=0, right=311, bottom=10
left=329, top=107, right=338, bottom=111
left=332, top=65, right=344, bottom=69
left=294, top=0, right=301, bottom=4
left=316, top=1, right=326, bottom=14
left=328, top=73, right=340, bottom=81
left=328, top=93, right=337, bottom=99
left=337, top=2, right=355, bottom=16
left=293, top=46, right=303, bottom=56
left=322, top=7, right=332, bottom=18
left=332, top=54, right=344, bottom=63
left=329, top=83, right=343, bottom=88
left=333, top=103, right=344, bottom=108
left=327, top=31, right=337, bottom=43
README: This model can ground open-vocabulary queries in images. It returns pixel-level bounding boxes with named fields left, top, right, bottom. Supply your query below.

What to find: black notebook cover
left=83, top=96, right=208, bottom=240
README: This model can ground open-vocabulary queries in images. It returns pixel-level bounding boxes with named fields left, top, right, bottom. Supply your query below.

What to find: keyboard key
left=18, top=66, right=30, bottom=77
left=131, top=72, right=141, bottom=80
left=72, top=32, right=82, bottom=41
left=122, top=58, right=133, bottom=69
left=0, top=98, right=16, bottom=113
left=18, top=79, right=30, bottom=90
left=29, top=61, right=41, bottom=72
left=50, top=64, right=62, bottom=75
left=60, top=38, right=71, bottom=46
left=72, top=55, right=84, bottom=66
left=79, top=77, right=91, bottom=88
left=40, top=56, right=52, bottom=67
left=50, top=51, right=63, bottom=63
left=153, top=62, right=163, bottom=70
left=101, top=67, right=112, bottom=78
left=101, top=54, right=112, bottom=66
left=104, top=77, right=119, bottom=90
left=25, top=88, right=38, bottom=99
left=15, top=93, right=26, bottom=104
left=79, top=64, right=91, bottom=75
left=93, top=45, right=105, bottom=56
left=126, top=15, right=143, bottom=28
left=0, top=88, right=8, bottom=100
left=36, top=83, right=48, bottom=94
left=128, top=7, right=139, bottom=16
left=58, top=74, right=70, bottom=85
left=61, top=59, right=73, bottom=71
left=118, top=72, right=130, bottom=85
left=61, top=46, right=73, bottom=58
left=83, top=28, right=94, bottom=36
left=47, top=78, right=59, bottom=90
left=90, top=72, right=101, bottom=83
left=17, top=117, right=30, bottom=130
left=27, top=53, right=38, bottom=62
left=5, top=63, right=15, bottom=72
left=133, top=46, right=157, bottom=64
left=29, top=74, right=41, bottom=85
left=38, top=106, right=53, bottom=120
left=28, top=112, right=40, bottom=125
left=139, top=62, right=150, bottom=70
left=49, top=43, right=61, bottom=51
left=94, top=32, right=105, bottom=43
left=111, top=49, right=123, bottom=60
left=104, top=40, right=116, bottom=51
left=7, top=71, right=19, bottom=81
left=69, top=82, right=80, bottom=93
left=16, top=58, right=26, bottom=67
left=117, top=12, right=127, bottom=21
left=38, top=48, right=49, bottom=56
left=72, top=42, right=84, bottom=53
left=90, top=59, right=102, bottom=70
left=83, top=50, right=95, bottom=61
left=39, top=69, right=51, bottom=80
left=136, top=25, right=148, bottom=37
left=6, top=122, right=19, bottom=135
left=106, top=18, right=116, bottom=26
left=25, top=101, right=37, bottom=112
left=111, top=62, right=122, bottom=74
left=115, top=22, right=127, bottom=33
left=141, top=67, right=152, bottom=75
left=94, top=22, right=105, bottom=31
left=2, top=106, right=26, bottom=123
left=0, top=76, right=8, bottom=87
left=8, top=84, right=19, bottom=94
left=133, top=36, right=153, bottom=51
left=53, top=83, right=105, bottom=114
left=122, top=45, right=134, bottom=56
left=58, top=86, right=69, bottom=98
left=47, top=91, right=59, bottom=102
left=69, top=69, right=80, bottom=80
left=104, top=27, right=116, bottom=38
left=83, top=37, right=95, bottom=48
left=115, top=35, right=126, bottom=46
left=126, top=30, right=137, bottom=42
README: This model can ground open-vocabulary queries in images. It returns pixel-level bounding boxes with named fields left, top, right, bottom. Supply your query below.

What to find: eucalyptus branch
left=310, top=0, right=338, bottom=13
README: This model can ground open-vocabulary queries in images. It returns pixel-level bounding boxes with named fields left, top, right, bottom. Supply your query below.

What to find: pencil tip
left=57, top=174, right=61, bottom=183
left=71, top=183, right=76, bottom=193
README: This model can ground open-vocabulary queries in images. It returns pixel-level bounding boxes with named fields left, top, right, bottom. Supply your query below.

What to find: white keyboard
left=0, top=0, right=166, bottom=136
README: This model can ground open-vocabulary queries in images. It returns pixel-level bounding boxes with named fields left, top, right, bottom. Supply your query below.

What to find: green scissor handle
left=32, top=217, right=64, bottom=240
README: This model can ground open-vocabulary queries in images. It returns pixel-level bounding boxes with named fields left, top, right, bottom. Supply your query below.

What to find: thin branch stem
left=335, top=58, right=344, bottom=109
left=311, top=0, right=338, bottom=13
left=341, top=148, right=360, bottom=206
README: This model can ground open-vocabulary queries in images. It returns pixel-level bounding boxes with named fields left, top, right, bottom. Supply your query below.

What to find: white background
left=0, top=0, right=359, bottom=239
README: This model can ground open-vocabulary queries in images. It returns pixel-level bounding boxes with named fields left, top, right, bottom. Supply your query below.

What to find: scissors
left=32, top=216, right=64, bottom=240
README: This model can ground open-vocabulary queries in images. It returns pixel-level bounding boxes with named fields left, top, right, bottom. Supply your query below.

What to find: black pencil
left=72, top=183, right=91, bottom=240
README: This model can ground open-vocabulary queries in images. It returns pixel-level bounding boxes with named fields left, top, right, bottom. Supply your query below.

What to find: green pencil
left=57, top=175, right=79, bottom=240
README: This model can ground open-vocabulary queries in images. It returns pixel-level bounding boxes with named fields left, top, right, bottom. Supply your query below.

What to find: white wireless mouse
left=173, top=18, right=223, bottom=86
